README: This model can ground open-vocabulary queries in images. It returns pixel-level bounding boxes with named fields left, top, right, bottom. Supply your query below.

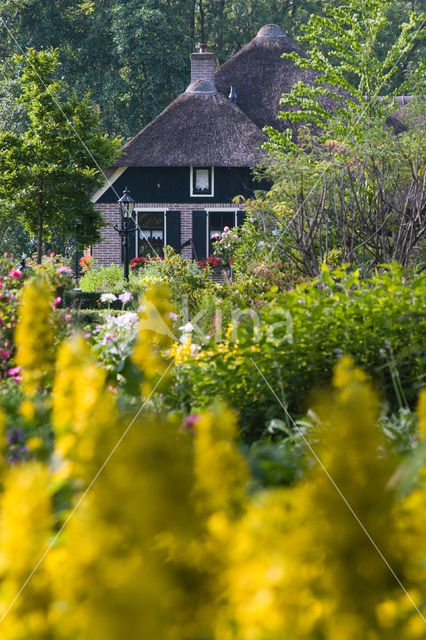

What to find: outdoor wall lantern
left=114, top=187, right=135, bottom=281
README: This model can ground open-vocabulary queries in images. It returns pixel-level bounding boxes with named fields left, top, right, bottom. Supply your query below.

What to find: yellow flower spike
left=52, top=333, right=116, bottom=479
left=417, top=388, right=426, bottom=439
left=19, top=398, right=36, bottom=421
left=26, top=436, right=44, bottom=452
left=219, top=360, right=410, bottom=640
left=0, top=463, right=54, bottom=639
left=194, top=406, right=250, bottom=522
left=132, top=283, right=176, bottom=396
left=15, top=278, right=56, bottom=396
left=49, top=414, right=217, bottom=640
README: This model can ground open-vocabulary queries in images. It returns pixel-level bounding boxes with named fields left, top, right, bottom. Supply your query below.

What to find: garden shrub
left=0, top=254, right=71, bottom=383
left=132, top=248, right=213, bottom=317
left=79, top=263, right=126, bottom=293
left=170, top=264, right=426, bottom=440
left=63, top=290, right=139, bottom=311
left=0, top=254, right=26, bottom=379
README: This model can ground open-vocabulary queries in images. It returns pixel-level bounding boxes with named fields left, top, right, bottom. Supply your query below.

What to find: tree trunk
left=190, top=0, right=196, bottom=43
left=198, top=0, right=206, bottom=44
left=37, top=187, right=44, bottom=264
left=215, top=0, right=226, bottom=61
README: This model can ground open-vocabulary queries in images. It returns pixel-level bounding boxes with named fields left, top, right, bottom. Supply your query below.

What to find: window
left=190, top=166, right=214, bottom=197
left=137, top=211, right=165, bottom=258
left=209, top=210, right=236, bottom=255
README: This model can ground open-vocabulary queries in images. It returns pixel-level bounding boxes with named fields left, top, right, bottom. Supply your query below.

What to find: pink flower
left=179, top=414, right=200, bottom=435
left=54, top=296, right=62, bottom=309
left=57, top=266, right=72, bottom=274
left=118, top=291, right=133, bottom=305
left=8, top=269, right=22, bottom=279
left=8, top=367, right=21, bottom=376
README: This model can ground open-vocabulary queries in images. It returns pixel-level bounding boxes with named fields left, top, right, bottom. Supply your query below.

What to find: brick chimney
left=190, top=44, right=215, bottom=84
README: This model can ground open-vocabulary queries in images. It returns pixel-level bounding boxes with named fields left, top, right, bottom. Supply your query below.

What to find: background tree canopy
left=0, top=1, right=423, bottom=140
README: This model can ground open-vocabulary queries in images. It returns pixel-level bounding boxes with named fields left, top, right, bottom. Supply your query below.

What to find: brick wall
left=92, top=202, right=237, bottom=265
left=92, top=203, right=122, bottom=266
left=190, top=52, right=215, bottom=84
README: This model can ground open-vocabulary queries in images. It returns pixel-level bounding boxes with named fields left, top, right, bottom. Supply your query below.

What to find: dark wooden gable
left=96, top=166, right=266, bottom=205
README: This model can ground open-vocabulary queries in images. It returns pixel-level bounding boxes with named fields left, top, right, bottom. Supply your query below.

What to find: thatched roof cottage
left=91, top=24, right=409, bottom=264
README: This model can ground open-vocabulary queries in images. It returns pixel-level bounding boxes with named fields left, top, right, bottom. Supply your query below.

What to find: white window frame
left=134, top=208, right=167, bottom=258
left=205, top=208, right=239, bottom=257
left=190, top=166, right=215, bottom=198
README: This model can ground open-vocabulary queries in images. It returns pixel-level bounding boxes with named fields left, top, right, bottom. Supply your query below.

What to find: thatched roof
left=215, top=24, right=407, bottom=136
left=382, top=96, right=425, bottom=130
left=113, top=79, right=267, bottom=168
left=112, top=24, right=415, bottom=171
left=215, top=24, right=330, bottom=134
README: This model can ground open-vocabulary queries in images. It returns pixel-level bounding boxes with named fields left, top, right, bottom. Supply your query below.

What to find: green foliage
left=1, top=0, right=422, bottom=142
left=267, top=0, right=425, bottom=151
left=0, top=48, right=121, bottom=261
left=79, top=263, right=126, bottom=293
left=0, top=255, right=27, bottom=378
left=170, top=264, right=426, bottom=440
left=133, top=248, right=213, bottom=317
left=251, top=105, right=426, bottom=277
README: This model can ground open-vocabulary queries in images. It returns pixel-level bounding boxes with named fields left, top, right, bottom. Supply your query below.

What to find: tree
left=1, top=1, right=422, bottom=139
left=266, top=0, right=425, bottom=148
left=110, top=0, right=192, bottom=136
left=244, top=0, right=426, bottom=277
left=0, top=48, right=121, bottom=263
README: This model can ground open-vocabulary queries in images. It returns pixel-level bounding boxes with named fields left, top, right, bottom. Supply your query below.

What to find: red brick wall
left=91, top=203, right=122, bottom=266
left=92, top=202, right=237, bottom=265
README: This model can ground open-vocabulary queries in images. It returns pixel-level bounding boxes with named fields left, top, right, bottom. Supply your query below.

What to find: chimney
left=190, top=43, right=215, bottom=85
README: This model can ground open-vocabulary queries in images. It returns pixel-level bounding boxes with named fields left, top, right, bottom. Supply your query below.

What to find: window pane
left=195, top=169, right=210, bottom=192
left=139, top=212, right=163, bottom=228
left=137, top=212, right=164, bottom=258
left=192, top=167, right=213, bottom=195
left=210, top=212, right=222, bottom=229
left=223, top=213, right=235, bottom=228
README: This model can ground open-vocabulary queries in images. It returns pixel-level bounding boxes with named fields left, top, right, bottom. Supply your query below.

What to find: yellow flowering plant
left=132, top=282, right=176, bottom=397
left=0, top=270, right=425, bottom=639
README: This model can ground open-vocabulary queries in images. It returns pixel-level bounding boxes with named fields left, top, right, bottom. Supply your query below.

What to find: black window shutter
left=165, top=210, right=181, bottom=253
left=192, top=210, right=207, bottom=260
left=237, top=210, right=245, bottom=227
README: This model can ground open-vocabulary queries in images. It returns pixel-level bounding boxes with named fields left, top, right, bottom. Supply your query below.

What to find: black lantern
left=114, top=187, right=136, bottom=281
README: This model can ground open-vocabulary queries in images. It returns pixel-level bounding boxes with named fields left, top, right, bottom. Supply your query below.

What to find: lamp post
left=114, top=187, right=135, bottom=281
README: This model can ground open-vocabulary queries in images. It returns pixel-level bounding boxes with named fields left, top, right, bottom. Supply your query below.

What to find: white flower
left=101, top=293, right=117, bottom=303
left=179, top=322, right=194, bottom=333
left=258, top=241, right=266, bottom=248
left=118, top=291, right=133, bottom=304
